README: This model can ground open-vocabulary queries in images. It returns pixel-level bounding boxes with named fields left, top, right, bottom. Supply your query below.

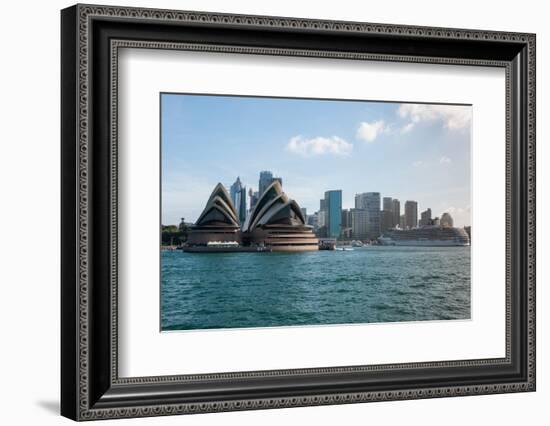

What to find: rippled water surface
left=161, top=246, right=470, bottom=331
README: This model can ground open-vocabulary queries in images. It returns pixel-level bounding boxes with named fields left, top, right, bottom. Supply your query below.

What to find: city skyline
left=162, top=94, right=472, bottom=227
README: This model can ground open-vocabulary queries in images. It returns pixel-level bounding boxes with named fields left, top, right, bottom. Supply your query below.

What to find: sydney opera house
left=185, top=181, right=319, bottom=252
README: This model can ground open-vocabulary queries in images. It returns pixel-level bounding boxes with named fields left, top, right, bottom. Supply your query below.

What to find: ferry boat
left=378, top=226, right=470, bottom=247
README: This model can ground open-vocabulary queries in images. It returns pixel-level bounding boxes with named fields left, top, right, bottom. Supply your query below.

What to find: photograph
left=57, top=3, right=536, bottom=420
left=160, top=93, right=472, bottom=331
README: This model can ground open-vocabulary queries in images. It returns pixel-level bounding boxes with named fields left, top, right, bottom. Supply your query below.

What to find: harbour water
left=161, top=246, right=470, bottom=331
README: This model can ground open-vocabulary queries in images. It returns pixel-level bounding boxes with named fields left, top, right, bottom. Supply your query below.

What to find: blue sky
left=161, top=93, right=472, bottom=227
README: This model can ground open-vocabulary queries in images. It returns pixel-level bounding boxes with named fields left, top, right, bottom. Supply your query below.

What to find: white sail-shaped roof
left=243, top=180, right=306, bottom=231
left=195, top=183, right=240, bottom=227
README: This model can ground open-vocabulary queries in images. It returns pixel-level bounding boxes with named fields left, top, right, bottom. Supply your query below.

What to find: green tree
left=161, top=219, right=190, bottom=246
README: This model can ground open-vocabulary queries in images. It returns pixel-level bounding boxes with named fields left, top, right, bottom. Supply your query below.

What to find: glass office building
left=324, top=190, right=342, bottom=239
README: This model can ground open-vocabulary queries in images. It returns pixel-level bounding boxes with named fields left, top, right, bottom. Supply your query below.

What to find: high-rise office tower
left=229, top=177, right=247, bottom=223
left=350, top=208, right=368, bottom=240
left=258, top=171, right=282, bottom=196
left=419, top=208, right=432, bottom=226
left=392, top=199, right=401, bottom=228
left=355, top=192, right=381, bottom=238
left=258, top=171, right=273, bottom=196
left=324, top=190, right=342, bottom=239
left=382, top=196, right=395, bottom=230
left=404, top=200, right=418, bottom=229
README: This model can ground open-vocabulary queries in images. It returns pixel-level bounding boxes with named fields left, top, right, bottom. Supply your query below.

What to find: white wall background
left=0, top=0, right=546, bottom=424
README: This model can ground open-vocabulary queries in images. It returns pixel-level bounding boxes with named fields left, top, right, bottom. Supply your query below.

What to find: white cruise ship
left=378, top=225, right=470, bottom=247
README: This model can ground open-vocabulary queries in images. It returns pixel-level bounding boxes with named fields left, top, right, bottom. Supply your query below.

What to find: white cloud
left=413, top=160, right=423, bottom=167
left=400, top=122, right=415, bottom=134
left=286, top=135, right=353, bottom=157
left=398, top=104, right=472, bottom=131
left=356, top=120, right=389, bottom=142
left=439, top=156, right=452, bottom=164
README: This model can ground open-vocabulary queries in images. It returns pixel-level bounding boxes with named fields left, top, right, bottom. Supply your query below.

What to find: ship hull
left=378, top=239, right=469, bottom=247
left=378, top=226, right=470, bottom=247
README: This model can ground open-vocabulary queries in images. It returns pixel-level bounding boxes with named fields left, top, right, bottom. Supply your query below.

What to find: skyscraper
left=355, top=192, right=381, bottom=238
left=419, top=208, right=432, bottom=226
left=229, top=177, right=247, bottom=223
left=307, top=212, right=319, bottom=230
left=392, top=199, right=401, bottom=228
left=341, top=209, right=352, bottom=228
left=400, top=214, right=406, bottom=229
left=381, top=210, right=394, bottom=231
left=258, top=171, right=283, bottom=196
left=318, top=199, right=327, bottom=227
left=258, top=171, right=273, bottom=196
left=404, top=200, right=418, bottom=229
left=382, top=196, right=395, bottom=230
left=341, top=209, right=353, bottom=239
left=351, top=208, right=368, bottom=240
left=324, top=190, right=342, bottom=239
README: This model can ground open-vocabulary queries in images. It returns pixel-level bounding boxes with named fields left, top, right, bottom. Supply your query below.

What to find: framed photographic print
left=61, top=4, right=536, bottom=421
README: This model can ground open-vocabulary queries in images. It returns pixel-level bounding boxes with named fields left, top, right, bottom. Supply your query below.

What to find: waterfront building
left=400, top=214, right=406, bottom=229
left=258, top=171, right=283, bottom=196
left=419, top=208, right=432, bottom=227
left=318, top=197, right=327, bottom=228
left=318, top=210, right=326, bottom=228
left=382, top=196, right=395, bottom=230
left=440, top=212, right=454, bottom=228
left=229, top=177, right=247, bottom=224
left=242, top=181, right=318, bottom=251
left=404, top=200, right=418, bottom=229
left=341, top=209, right=352, bottom=228
left=355, top=192, right=381, bottom=238
left=341, top=209, right=353, bottom=239
left=381, top=210, right=394, bottom=231
left=324, top=190, right=343, bottom=239
left=188, top=181, right=318, bottom=251
left=351, top=208, right=368, bottom=240
left=186, top=183, right=242, bottom=246
left=392, top=199, right=400, bottom=228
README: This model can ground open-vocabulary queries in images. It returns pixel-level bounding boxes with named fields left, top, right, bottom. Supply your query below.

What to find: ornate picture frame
left=61, top=4, right=535, bottom=421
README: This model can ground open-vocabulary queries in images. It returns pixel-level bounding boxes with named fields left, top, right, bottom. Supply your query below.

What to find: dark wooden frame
left=61, top=3, right=536, bottom=421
